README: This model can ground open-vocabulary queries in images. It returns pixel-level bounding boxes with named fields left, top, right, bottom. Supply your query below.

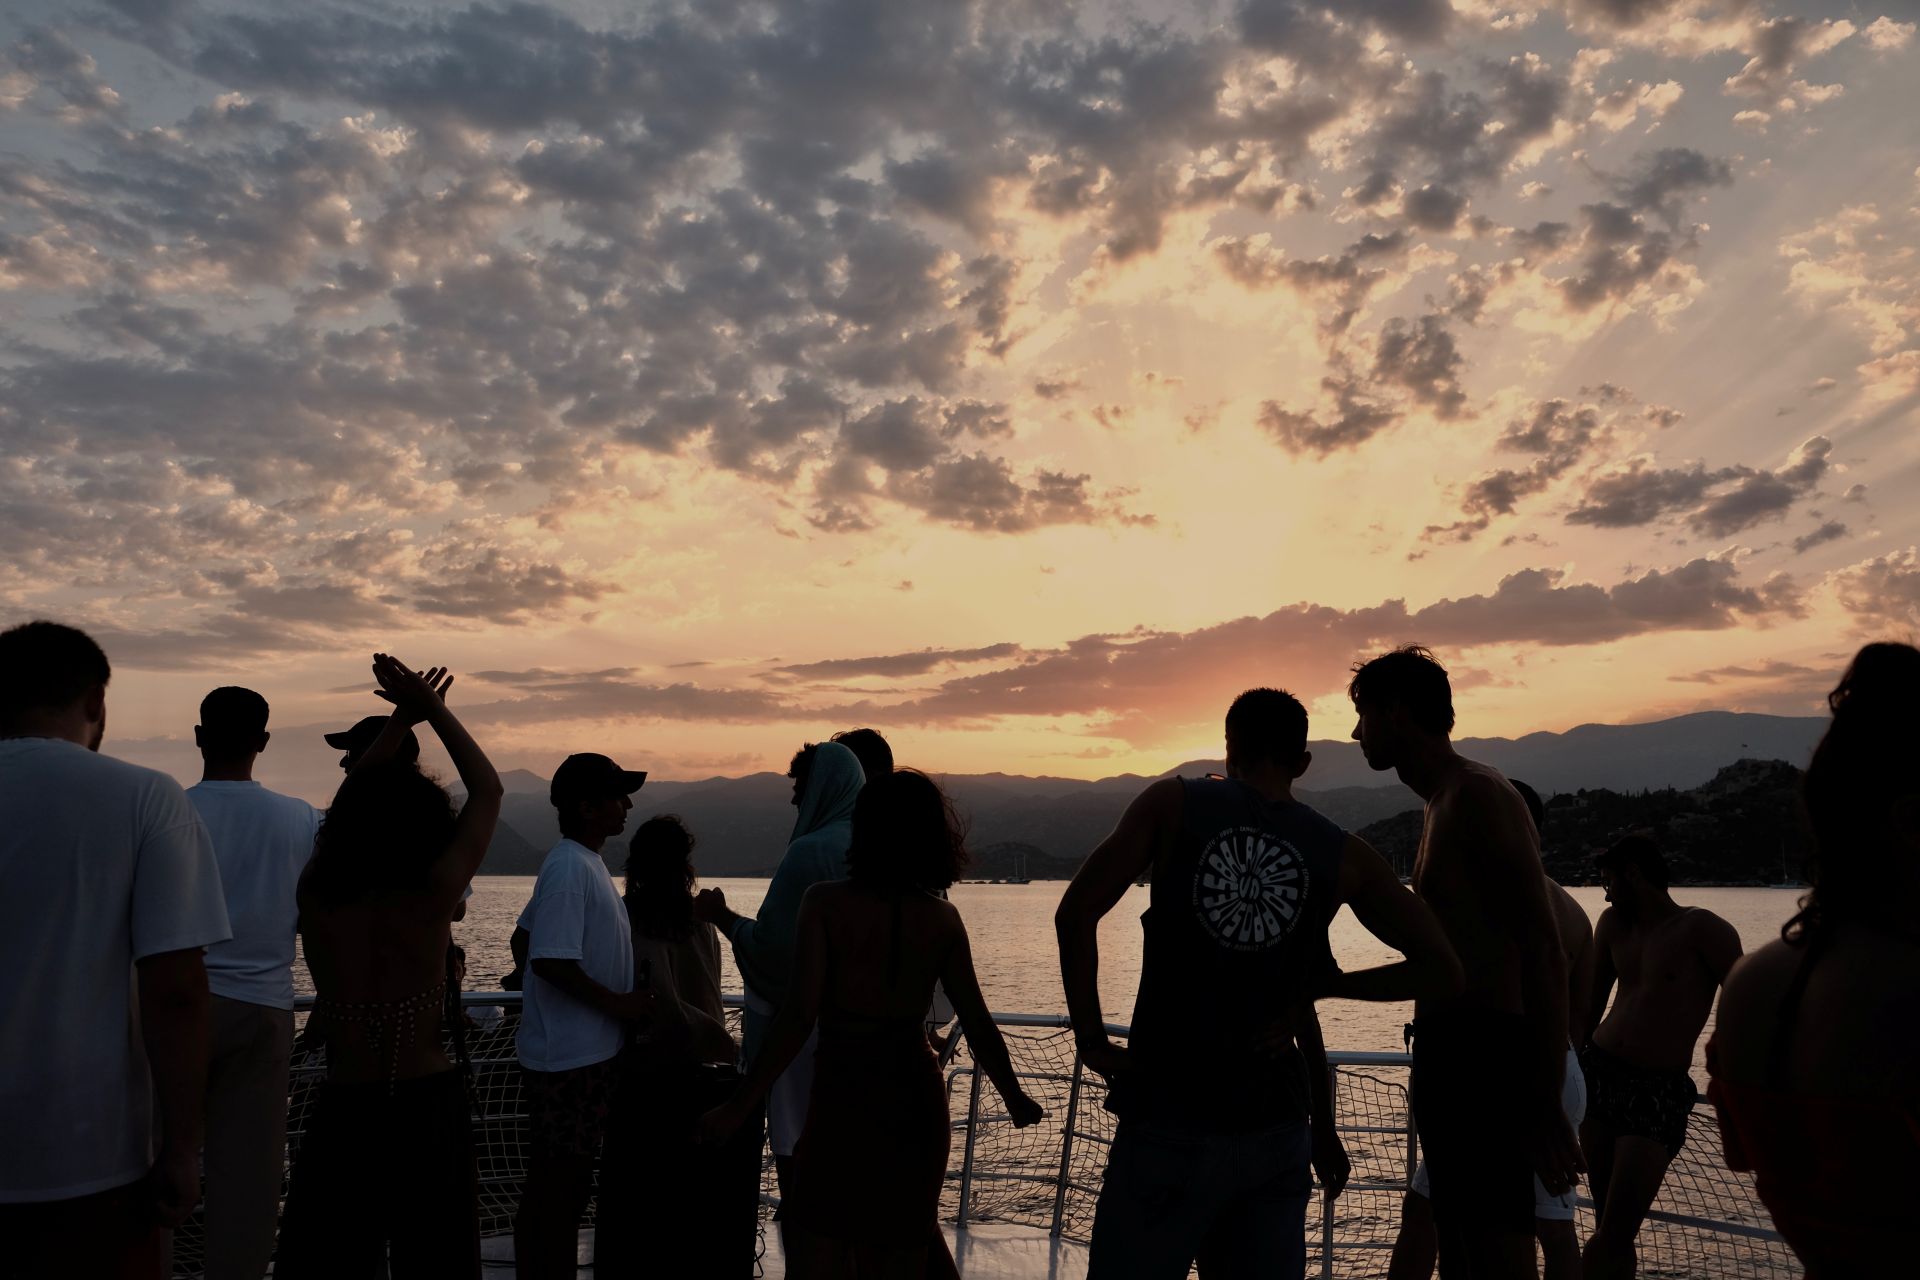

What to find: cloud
left=770, top=643, right=1026, bottom=681
left=1862, top=18, right=1915, bottom=52
left=1609, top=147, right=1733, bottom=229
left=873, top=556, right=1803, bottom=739
left=1565, top=436, right=1832, bottom=537
left=1791, top=521, right=1848, bottom=555
left=1829, top=547, right=1920, bottom=631
left=1723, top=17, right=1856, bottom=102
left=1668, top=659, right=1820, bottom=685
left=1257, top=369, right=1402, bottom=456
left=1371, top=314, right=1469, bottom=418
left=1425, top=396, right=1608, bottom=541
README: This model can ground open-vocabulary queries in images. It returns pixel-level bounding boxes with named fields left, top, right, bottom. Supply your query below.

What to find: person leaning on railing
left=1707, top=642, right=1920, bottom=1276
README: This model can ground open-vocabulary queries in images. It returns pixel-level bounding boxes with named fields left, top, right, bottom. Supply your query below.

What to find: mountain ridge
left=470, top=711, right=1826, bottom=878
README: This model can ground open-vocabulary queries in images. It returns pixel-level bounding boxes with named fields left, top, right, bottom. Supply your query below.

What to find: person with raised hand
left=276, top=655, right=502, bottom=1279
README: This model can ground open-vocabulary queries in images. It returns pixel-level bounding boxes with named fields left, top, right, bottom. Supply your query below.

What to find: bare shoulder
left=1549, top=881, right=1593, bottom=945
left=1720, top=937, right=1800, bottom=1012
left=1592, top=903, right=1621, bottom=942
left=803, top=879, right=854, bottom=908
left=1435, top=761, right=1525, bottom=818
left=1684, top=907, right=1740, bottom=945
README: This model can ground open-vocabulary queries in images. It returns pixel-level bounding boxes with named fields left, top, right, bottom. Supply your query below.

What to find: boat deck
left=475, top=1223, right=1089, bottom=1277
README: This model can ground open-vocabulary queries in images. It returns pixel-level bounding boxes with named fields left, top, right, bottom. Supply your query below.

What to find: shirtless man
left=1389, top=780, right=1594, bottom=1280
left=1580, top=834, right=1741, bottom=1280
left=1349, top=646, right=1584, bottom=1278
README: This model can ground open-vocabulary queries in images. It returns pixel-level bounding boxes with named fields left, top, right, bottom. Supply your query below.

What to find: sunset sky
left=3, top=0, right=1917, bottom=803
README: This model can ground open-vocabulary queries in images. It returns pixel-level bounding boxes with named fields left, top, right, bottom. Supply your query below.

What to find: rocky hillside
left=1355, top=759, right=1812, bottom=885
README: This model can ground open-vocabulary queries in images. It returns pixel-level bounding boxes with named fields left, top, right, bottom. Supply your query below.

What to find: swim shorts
left=1579, top=1042, right=1696, bottom=1160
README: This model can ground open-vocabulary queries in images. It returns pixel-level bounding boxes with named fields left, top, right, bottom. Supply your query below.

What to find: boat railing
left=161, top=993, right=1795, bottom=1279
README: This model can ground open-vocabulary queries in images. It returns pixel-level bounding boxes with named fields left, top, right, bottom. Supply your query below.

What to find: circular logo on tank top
left=1192, top=827, right=1308, bottom=952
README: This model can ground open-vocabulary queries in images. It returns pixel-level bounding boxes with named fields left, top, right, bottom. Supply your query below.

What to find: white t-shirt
left=187, top=781, right=321, bottom=1010
left=515, top=839, right=633, bottom=1072
left=0, top=738, right=231, bottom=1203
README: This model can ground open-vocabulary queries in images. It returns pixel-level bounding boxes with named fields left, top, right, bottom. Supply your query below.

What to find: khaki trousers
left=203, top=995, right=294, bottom=1280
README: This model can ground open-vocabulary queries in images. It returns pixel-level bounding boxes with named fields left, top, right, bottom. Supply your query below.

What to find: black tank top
left=1119, top=777, right=1344, bottom=1132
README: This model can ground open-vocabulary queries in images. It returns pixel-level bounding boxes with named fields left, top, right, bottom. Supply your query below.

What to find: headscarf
left=732, top=740, right=865, bottom=1011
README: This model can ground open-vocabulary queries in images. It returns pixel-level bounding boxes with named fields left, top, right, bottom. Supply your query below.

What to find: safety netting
left=167, top=1002, right=1798, bottom=1278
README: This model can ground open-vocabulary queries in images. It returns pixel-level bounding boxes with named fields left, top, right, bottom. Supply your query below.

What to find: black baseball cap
left=550, top=753, right=647, bottom=808
left=324, top=715, right=420, bottom=759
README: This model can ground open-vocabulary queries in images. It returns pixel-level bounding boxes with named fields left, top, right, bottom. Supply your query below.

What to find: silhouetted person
left=513, top=752, right=653, bottom=1280
left=1058, top=687, right=1461, bottom=1278
left=325, top=713, right=420, bottom=772
left=1708, top=642, right=1920, bottom=1275
left=698, top=770, right=1044, bottom=1276
left=277, top=657, right=501, bottom=1279
left=598, top=816, right=759, bottom=1276
left=695, top=740, right=865, bottom=1191
left=1389, top=779, right=1595, bottom=1280
left=186, top=686, right=322, bottom=1280
left=831, top=726, right=894, bottom=783
left=1580, top=834, right=1739, bottom=1277
left=0, top=622, right=230, bottom=1279
left=1349, top=647, right=1583, bottom=1278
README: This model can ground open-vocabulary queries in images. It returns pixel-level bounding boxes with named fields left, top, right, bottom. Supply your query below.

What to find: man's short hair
left=199, top=686, right=269, bottom=754
left=1347, top=645, right=1455, bottom=734
left=0, top=621, right=111, bottom=719
left=1224, top=688, right=1309, bottom=763
left=831, top=728, right=893, bottom=782
left=1599, top=833, right=1669, bottom=889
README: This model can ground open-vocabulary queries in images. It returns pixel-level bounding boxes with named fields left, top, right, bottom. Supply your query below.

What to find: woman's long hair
left=624, top=815, right=697, bottom=941
left=304, top=761, right=457, bottom=905
left=846, top=769, right=969, bottom=892
left=1788, top=641, right=1920, bottom=943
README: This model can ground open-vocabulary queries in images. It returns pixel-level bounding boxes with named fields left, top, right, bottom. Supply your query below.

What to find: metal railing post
left=956, top=1065, right=985, bottom=1226
left=1050, top=1053, right=1086, bottom=1237
left=1321, top=1062, right=1337, bottom=1280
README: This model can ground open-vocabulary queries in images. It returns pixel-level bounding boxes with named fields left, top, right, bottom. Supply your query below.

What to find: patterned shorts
left=1579, top=1043, right=1696, bottom=1160
left=522, top=1058, right=617, bottom=1160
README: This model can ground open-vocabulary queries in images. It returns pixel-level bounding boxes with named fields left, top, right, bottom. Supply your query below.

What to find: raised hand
left=371, top=653, right=454, bottom=726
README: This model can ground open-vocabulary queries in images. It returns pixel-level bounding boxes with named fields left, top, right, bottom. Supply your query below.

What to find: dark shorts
left=597, top=1057, right=762, bottom=1275
left=1579, top=1043, right=1696, bottom=1160
left=276, top=1067, right=478, bottom=1279
left=520, top=1057, right=616, bottom=1160
left=1088, top=1118, right=1312, bottom=1280
left=1412, top=1010, right=1536, bottom=1240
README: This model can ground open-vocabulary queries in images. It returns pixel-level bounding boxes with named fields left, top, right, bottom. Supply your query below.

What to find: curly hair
left=846, top=769, right=969, bottom=892
left=624, top=814, right=698, bottom=941
left=1788, top=641, right=1920, bottom=943
left=304, top=761, right=457, bottom=905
